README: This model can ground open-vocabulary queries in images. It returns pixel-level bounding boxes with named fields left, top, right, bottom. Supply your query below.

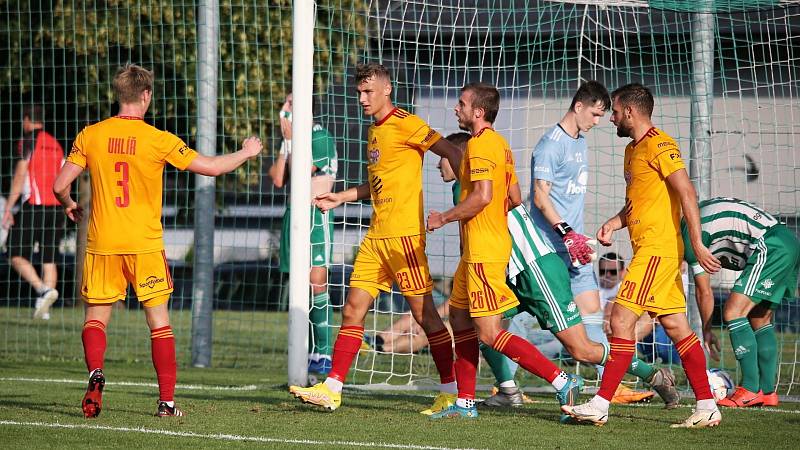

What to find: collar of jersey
left=116, top=115, right=144, bottom=120
left=473, top=126, right=493, bottom=138
left=633, top=127, right=657, bottom=148
left=374, top=107, right=398, bottom=126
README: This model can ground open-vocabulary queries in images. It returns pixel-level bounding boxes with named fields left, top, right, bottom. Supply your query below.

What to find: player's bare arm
left=531, top=178, right=563, bottom=225
left=1, top=159, right=28, bottom=228
left=596, top=204, right=627, bottom=246
left=427, top=179, right=491, bottom=232
left=666, top=168, right=721, bottom=274
left=693, top=272, right=720, bottom=360
left=187, top=136, right=262, bottom=177
left=314, top=182, right=370, bottom=213
left=53, top=161, right=85, bottom=223
left=429, top=138, right=463, bottom=177
left=507, top=182, right=522, bottom=210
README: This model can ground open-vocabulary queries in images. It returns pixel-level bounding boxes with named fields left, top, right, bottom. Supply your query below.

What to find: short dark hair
left=462, top=82, right=500, bottom=123
left=445, top=132, right=471, bottom=149
left=355, top=63, right=391, bottom=85
left=600, top=252, right=625, bottom=270
left=570, top=81, right=611, bottom=112
left=22, top=106, right=44, bottom=123
left=611, top=83, right=654, bottom=118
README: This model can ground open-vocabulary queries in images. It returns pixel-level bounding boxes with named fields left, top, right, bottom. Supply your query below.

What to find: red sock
left=492, top=330, right=561, bottom=383
left=328, top=326, right=364, bottom=383
left=426, top=328, right=455, bottom=384
left=676, top=334, right=713, bottom=401
left=82, top=320, right=107, bottom=372
left=453, top=328, right=479, bottom=400
left=150, top=326, right=177, bottom=402
left=596, top=337, right=636, bottom=400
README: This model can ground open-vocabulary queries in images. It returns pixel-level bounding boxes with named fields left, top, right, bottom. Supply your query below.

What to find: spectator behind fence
left=2, top=105, right=64, bottom=320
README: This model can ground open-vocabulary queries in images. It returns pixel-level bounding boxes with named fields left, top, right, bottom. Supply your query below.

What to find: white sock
left=551, top=371, right=569, bottom=390
left=499, top=380, right=517, bottom=389
left=590, top=395, right=611, bottom=412
left=35, top=285, right=48, bottom=295
left=696, top=399, right=717, bottom=411
left=440, top=381, right=457, bottom=395
left=160, top=400, right=175, bottom=407
left=456, top=397, right=475, bottom=408
left=324, top=377, right=343, bottom=393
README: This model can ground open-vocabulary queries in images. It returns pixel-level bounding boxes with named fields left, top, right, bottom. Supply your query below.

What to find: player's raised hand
left=64, top=201, right=84, bottom=223
left=426, top=210, right=446, bottom=232
left=694, top=244, right=722, bottom=275
left=314, top=192, right=342, bottom=213
left=241, top=136, right=263, bottom=158
left=596, top=222, right=615, bottom=246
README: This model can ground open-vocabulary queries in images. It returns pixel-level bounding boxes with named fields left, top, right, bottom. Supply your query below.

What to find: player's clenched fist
left=241, top=136, right=263, bottom=158
left=426, top=210, right=446, bottom=232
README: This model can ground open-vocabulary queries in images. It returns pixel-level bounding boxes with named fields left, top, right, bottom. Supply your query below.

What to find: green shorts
left=279, top=206, right=334, bottom=273
left=506, top=253, right=582, bottom=333
left=732, top=224, right=800, bottom=306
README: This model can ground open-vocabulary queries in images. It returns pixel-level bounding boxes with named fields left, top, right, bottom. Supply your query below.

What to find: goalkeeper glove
left=553, top=222, right=597, bottom=266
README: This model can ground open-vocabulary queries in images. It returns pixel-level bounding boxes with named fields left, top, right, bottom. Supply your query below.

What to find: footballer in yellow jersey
left=53, top=63, right=262, bottom=419
left=366, top=107, right=441, bottom=238
left=622, top=127, right=685, bottom=259
left=566, top=83, right=720, bottom=428
left=68, top=116, right=198, bottom=255
left=293, top=63, right=462, bottom=414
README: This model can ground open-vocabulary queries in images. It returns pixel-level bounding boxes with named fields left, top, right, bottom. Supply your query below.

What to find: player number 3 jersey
left=365, top=108, right=441, bottom=238
left=68, top=116, right=198, bottom=254
left=623, top=127, right=685, bottom=258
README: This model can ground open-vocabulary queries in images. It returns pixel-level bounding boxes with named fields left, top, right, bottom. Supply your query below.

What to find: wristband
left=553, top=222, right=573, bottom=237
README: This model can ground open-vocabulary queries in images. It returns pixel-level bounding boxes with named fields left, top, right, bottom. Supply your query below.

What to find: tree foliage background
left=0, top=0, right=367, bottom=216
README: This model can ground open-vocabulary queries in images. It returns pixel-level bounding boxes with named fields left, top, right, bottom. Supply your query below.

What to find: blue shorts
left=556, top=251, right=599, bottom=296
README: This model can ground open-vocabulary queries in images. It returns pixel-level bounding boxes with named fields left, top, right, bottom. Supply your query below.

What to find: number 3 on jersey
left=115, top=161, right=130, bottom=207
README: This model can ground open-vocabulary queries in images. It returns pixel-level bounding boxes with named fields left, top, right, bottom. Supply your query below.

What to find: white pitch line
left=0, top=377, right=258, bottom=391
left=0, top=420, right=484, bottom=450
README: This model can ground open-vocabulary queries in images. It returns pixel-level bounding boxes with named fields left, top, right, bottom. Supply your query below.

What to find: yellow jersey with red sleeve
left=67, top=116, right=198, bottom=255
left=623, top=127, right=685, bottom=258
left=365, top=108, right=441, bottom=238
left=459, top=127, right=515, bottom=263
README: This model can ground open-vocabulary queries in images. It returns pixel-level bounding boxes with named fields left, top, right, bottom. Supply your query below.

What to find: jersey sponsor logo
left=471, top=167, right=489, bottom=175
left=566, top=166, right=588, bottom=195
left=139, top=275, right=165, bottom=290
left=178, top=145, right=188, bottom=155
left=669, top=152, right=680, bottom=160
left=534, top=166, right=550, bottom=173
left=421, top=129, right=438, bottom=145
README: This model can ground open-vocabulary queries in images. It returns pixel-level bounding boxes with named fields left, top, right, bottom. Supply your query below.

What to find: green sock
left=727, top=317, right=760, bottom=392
left=480, top=342, right=517, bottom=384
left=310, top=292, right=332, bottom=356
left=628, top=357, right=657, bottom=381
left=754, top=323, right=778, bottom=394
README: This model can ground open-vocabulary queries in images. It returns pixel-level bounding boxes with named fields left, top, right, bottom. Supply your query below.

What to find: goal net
left=314, top=0, right=800, bottom=396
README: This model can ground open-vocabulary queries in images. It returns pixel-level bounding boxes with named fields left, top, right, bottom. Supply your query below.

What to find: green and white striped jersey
left=508, top=204, right=555, bottom=282
left=682, top=197, right=778, bottom=274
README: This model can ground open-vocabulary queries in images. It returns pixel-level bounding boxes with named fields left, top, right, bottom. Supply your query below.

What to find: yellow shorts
left=615, top=255, right=685, bottom=317
left=349, top=235, right=433, bottom=298
left=81, top=250, right=173, bottom=308
left=449, top=260, right=519, bottom=318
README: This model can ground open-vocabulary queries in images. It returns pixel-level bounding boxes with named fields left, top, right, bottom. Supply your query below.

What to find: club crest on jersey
left=761, top=279, right=774, bottom=290
left=368, top=148, right=380, bottom=165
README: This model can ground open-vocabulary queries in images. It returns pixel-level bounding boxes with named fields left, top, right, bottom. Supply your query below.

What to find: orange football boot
left=760, top=390, right=779, bottom=407
left=717, top=386, right=763, bottom=407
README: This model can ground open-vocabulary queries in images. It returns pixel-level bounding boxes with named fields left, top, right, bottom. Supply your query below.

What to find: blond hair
left=113, top=64, right=154, bottom=104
